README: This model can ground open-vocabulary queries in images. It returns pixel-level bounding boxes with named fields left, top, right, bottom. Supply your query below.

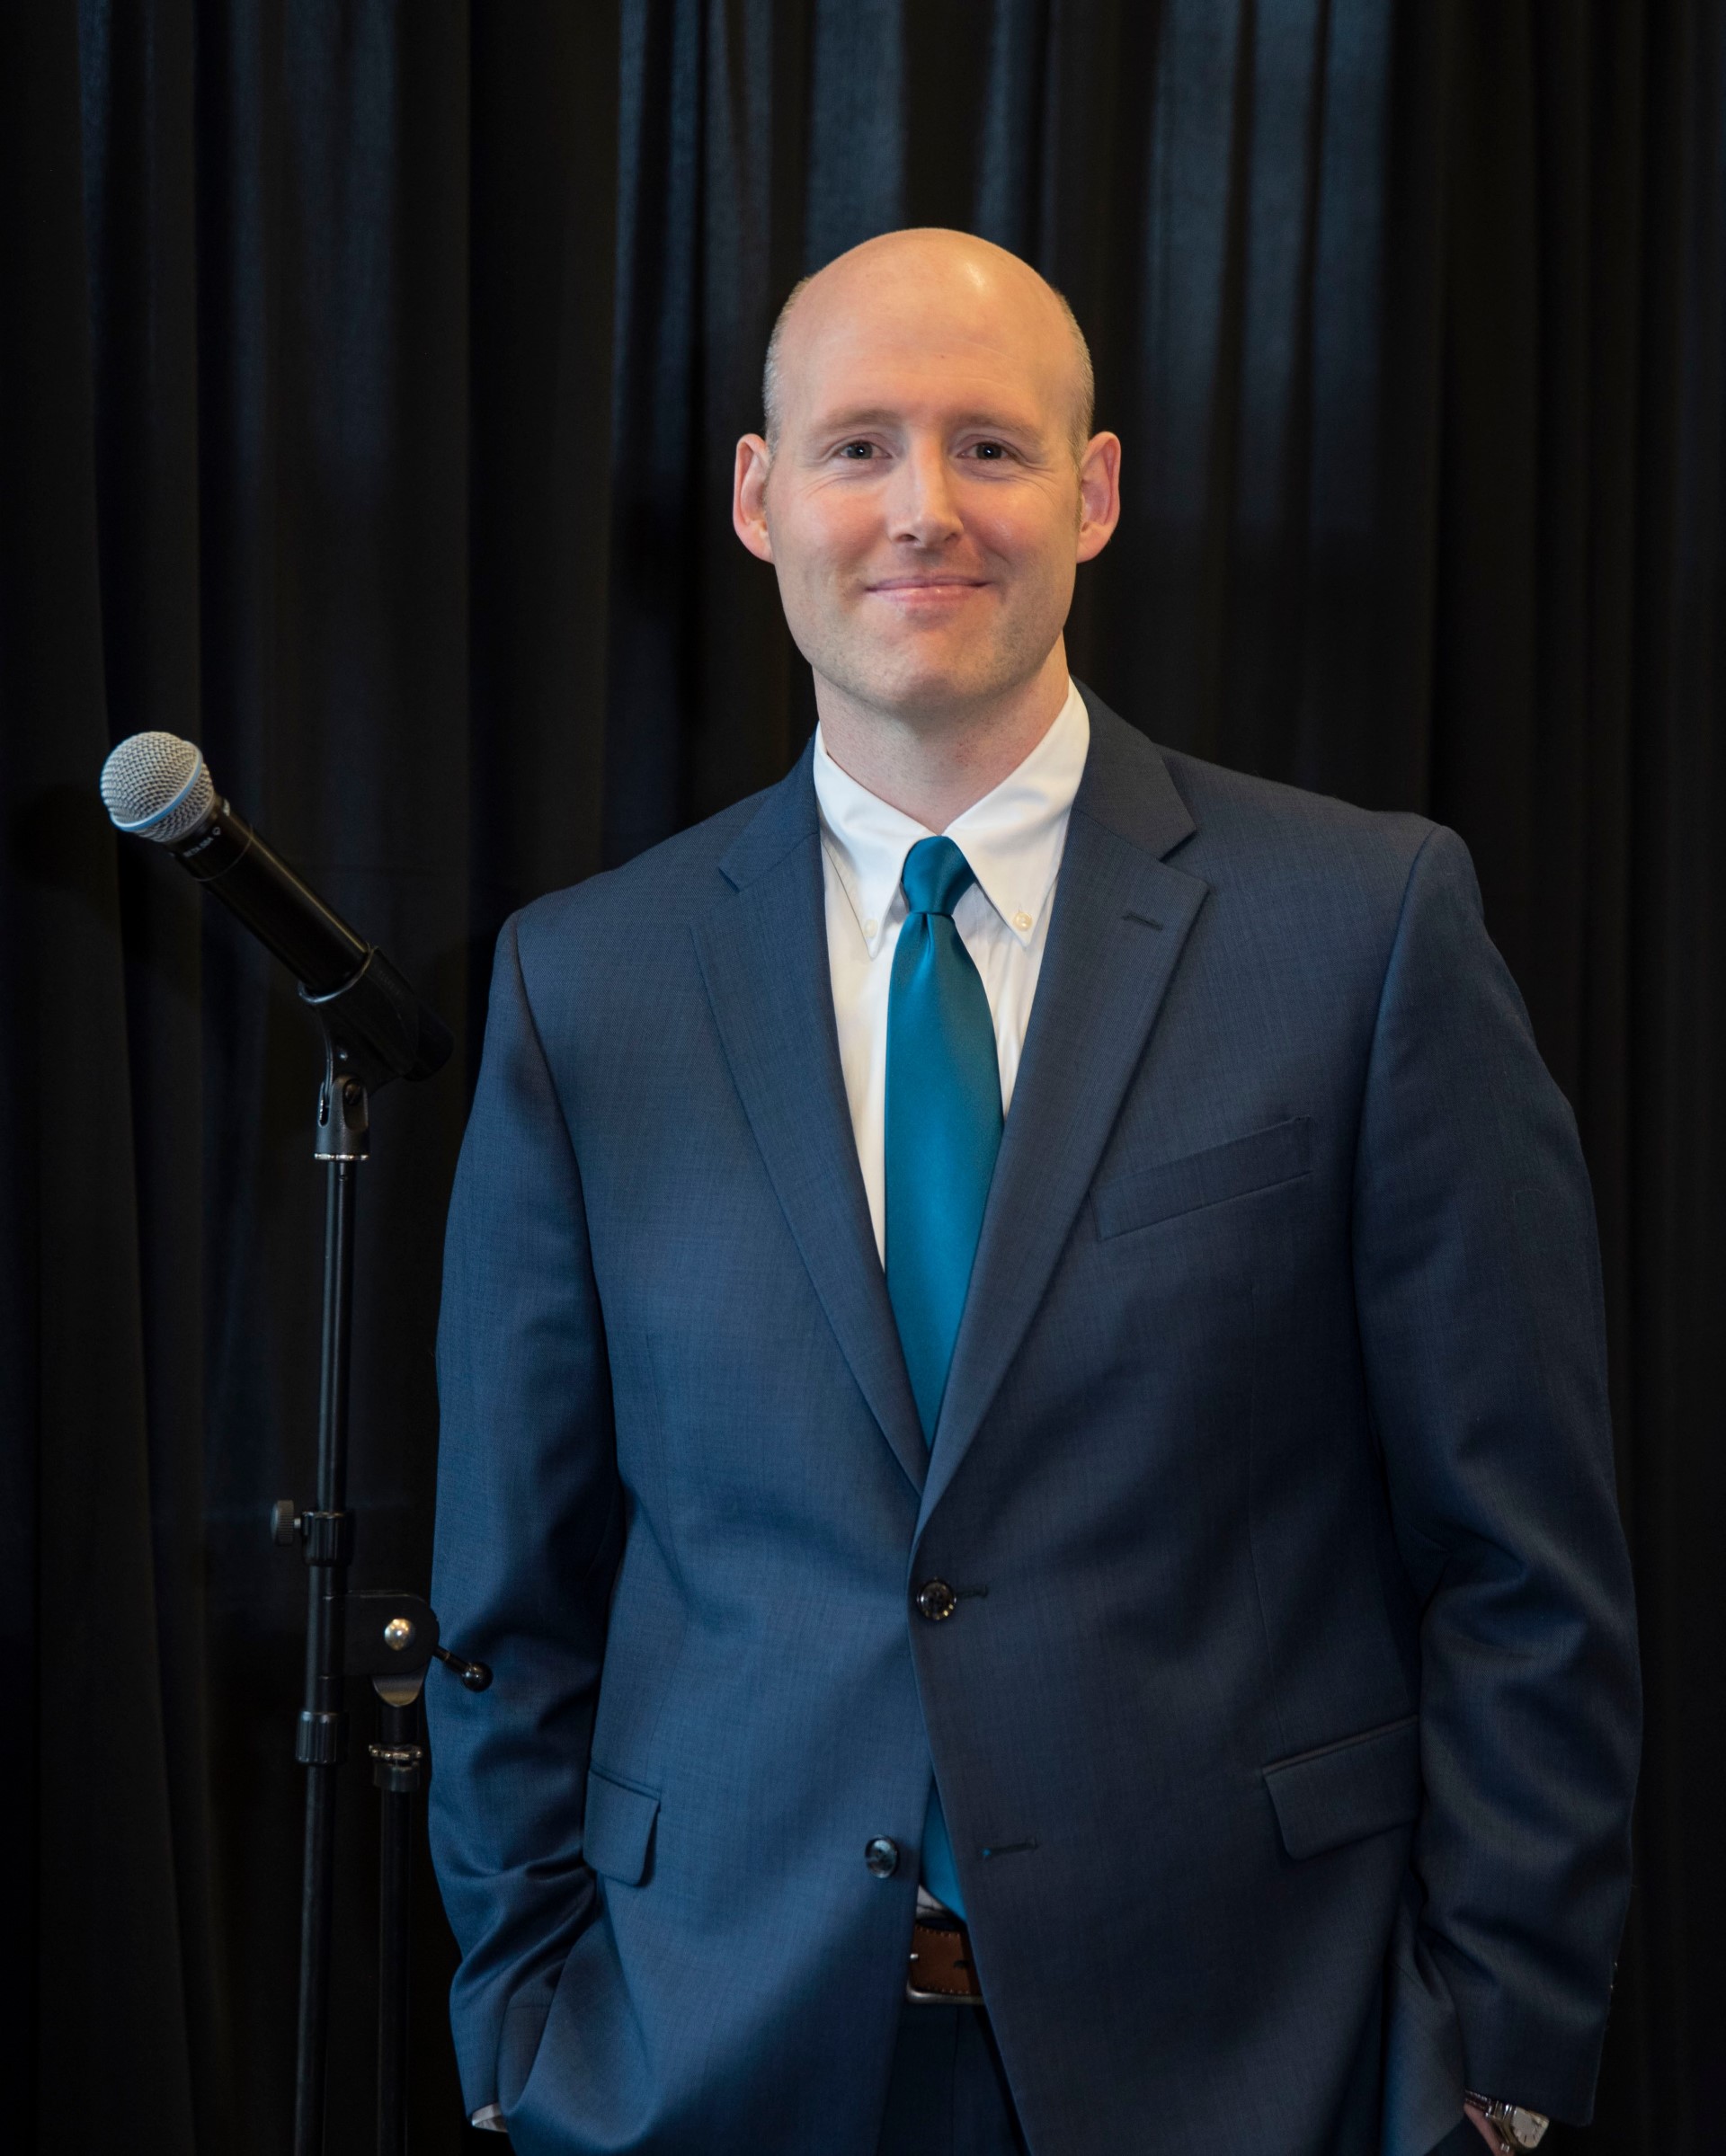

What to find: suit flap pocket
left=1095, top=1117, right=1312, bottom=1238
left=1262, top=1714, right=1420, bottom=1860
left=583, top=1764, right=660, bottom=1885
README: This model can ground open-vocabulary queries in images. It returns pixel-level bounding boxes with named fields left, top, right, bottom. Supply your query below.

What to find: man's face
left=734, top=248, right=1118, bottom=723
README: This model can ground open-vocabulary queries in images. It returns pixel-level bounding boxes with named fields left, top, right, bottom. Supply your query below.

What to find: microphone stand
left=271, top=994, right=488, bottom=2156
left=98, top=741, right=474, bottom=2156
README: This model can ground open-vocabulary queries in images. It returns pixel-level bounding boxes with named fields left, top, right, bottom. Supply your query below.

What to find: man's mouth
left=865, top=575, right=989, bottom=600
left=868, top=572, right=987, bottom=587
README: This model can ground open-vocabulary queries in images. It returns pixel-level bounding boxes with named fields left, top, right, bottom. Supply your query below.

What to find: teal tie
left=885, top=836, right=1002, bottom=1917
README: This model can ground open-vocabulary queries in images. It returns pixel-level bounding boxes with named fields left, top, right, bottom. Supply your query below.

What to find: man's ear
left=733, top=434, right=775, bottom=562
left=1075, top=431, right=1122, bottom=563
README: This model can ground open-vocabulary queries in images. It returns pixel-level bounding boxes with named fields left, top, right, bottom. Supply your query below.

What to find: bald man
left=427, top=231, right=1639, bottom=2156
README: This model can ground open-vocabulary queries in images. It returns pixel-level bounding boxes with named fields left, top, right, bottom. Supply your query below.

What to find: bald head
left=732, top=226, right=1121, bottom=776
left=762, top=229, right=1095, bottom=459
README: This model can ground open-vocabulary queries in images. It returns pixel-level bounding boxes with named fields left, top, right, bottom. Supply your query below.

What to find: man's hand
left=1465, top=2101, right=1506, bottom=2152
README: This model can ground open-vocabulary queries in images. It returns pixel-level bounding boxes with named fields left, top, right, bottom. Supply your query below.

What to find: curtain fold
left=2, top=4, right=1719, bottom=2148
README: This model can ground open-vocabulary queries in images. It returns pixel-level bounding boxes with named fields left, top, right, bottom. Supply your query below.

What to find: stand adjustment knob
left=271, top=1499, right=301, bottom=1547
left=300, top=1510, right=355, bottom=1566
left=296, top=1709, right=348, bottom=1767
left=433, top=1643, right=494, bottom=1691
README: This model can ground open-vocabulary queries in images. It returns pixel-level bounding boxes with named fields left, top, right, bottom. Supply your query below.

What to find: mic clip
left=315, top=1029, right=372, bottom=1163
left=303, top=940, right=452, bottom=1096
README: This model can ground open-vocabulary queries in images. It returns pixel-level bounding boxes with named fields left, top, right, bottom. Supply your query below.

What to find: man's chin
left=814, top=643, right=1032, bottom=725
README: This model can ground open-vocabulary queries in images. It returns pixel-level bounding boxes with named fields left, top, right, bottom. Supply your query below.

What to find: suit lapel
left=917, top=698, right=1210, bottom=1533
left=692, top=751, right=928, bottom=1496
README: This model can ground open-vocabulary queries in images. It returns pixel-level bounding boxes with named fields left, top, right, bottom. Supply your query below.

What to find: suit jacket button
left=865, top=1837, right=900, bottom=1877
left=915, top=1578, right=957, bottom=1622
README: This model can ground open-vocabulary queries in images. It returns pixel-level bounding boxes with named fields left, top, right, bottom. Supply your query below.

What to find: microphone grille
left=101, top=731, right=217, bottom=843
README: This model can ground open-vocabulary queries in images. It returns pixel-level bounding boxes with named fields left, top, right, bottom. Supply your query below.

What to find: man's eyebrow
left=801, top=405, right=1050, bottom=439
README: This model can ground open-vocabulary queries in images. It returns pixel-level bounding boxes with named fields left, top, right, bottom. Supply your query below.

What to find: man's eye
left=838, top=441, right=876, bottom=459
left=971, top=441, right=1009, bottom=461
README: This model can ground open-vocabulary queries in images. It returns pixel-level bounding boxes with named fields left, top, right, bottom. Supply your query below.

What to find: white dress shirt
left=470, top=683, right=1089, bottom=2128
left=814, top=677, right=1090, bottom=1264
left=817, top=679, right=1089, bottom=1923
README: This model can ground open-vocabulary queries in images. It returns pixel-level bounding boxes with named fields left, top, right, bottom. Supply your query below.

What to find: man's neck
left=814, top=644, right=1072, bottom=831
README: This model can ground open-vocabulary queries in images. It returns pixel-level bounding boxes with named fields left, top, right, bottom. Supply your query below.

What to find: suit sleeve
left=1351, top=824, right=1641, bottom=2123
left=426, top=912, right=624, bottom=2119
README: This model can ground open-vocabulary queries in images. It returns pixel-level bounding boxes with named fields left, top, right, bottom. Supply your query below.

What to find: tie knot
left=900, top=836, right=976, bottom=919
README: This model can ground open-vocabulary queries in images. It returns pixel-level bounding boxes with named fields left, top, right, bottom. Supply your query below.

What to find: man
left=427, top=230, right=1640, bottom=2156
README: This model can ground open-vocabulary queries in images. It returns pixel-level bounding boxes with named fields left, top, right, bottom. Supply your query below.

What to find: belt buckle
left=905, top=1916, right=987, bottom=2007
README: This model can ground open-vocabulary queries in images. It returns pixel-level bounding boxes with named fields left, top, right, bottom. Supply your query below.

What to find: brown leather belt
left=906, top=1915, right=985, bottom=2004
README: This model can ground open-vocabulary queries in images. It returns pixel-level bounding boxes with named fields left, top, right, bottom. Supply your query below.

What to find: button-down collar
left=813, top=678, right=1090, bottom=955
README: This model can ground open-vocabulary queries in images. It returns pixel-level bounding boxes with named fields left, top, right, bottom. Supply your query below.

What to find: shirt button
left=915, top=1579, right=957, bottom=1622
left=865, top=1836, right=900, bottom=1877
left=864, top=918, right=878, bottom=938
left=1012, top=910, right=1032, bottom=931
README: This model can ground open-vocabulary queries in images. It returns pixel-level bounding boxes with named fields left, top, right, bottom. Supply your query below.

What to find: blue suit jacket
left=428, top=691, right=1639, bottom=2156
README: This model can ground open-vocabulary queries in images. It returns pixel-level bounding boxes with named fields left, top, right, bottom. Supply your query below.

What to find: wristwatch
left=1464, top=2092, right=1550, bottom=2151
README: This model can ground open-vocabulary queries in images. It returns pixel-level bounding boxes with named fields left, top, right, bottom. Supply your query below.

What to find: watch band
left=1464, top=2091, right=1551, bottom=2152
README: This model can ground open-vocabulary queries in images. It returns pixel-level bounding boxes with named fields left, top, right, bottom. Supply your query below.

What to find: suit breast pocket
left=1093, top=1116, right=1314, bottom=1240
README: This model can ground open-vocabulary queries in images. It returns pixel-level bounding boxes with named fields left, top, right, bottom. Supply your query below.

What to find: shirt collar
left=813, top=678, right=1090, bottom=957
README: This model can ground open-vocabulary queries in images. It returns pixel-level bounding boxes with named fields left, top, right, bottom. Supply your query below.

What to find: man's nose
left=887, top=442, right=963, bottom=548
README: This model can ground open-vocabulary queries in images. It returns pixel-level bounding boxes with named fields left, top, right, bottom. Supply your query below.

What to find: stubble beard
left=787, top=577, right=1064, bottom=733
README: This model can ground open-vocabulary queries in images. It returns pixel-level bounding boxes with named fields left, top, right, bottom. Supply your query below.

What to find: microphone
left=100, top=731, right=452, bottom=1085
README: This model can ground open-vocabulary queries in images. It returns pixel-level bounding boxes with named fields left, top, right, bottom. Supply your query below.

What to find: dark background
left=2, top=2, right=1721, bottom=2150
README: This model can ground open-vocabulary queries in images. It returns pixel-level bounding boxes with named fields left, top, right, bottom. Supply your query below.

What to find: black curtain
left=2, top=4, right=1720, bottom=2150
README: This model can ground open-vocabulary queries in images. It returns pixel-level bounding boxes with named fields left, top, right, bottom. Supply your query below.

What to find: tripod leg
left=293, top=1145, right=360, bottom=2156
left=375, top=1690, right=422, bottom=2156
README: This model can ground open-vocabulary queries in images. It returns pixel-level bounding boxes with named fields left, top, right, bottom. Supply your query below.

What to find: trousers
left=874, top=2001, right=1029, bottom=2156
